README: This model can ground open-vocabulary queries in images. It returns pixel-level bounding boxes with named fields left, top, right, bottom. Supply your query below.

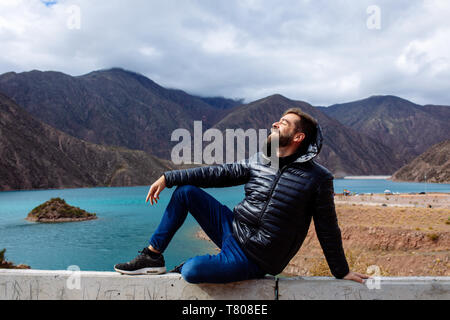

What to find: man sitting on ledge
left=114, top=108, right=369, bottom=284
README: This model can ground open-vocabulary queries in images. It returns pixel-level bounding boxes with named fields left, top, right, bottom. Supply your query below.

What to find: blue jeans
left=149, top=185, right=266, bottom=284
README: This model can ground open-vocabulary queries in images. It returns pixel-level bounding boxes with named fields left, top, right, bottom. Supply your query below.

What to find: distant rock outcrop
left=26, top=198, right=97, bottom=223
left=391, top=140, right=450, bottom=184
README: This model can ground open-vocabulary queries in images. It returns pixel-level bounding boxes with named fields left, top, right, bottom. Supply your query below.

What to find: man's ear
left=294, top=132, right=305, bottom=143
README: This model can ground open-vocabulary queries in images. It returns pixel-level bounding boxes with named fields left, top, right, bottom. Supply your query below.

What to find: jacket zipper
left=243, top=163, right=291, bottom=246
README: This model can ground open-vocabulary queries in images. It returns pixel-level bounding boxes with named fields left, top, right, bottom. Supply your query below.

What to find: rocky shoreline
left=334, top=192, right=450, bottom=209
left=0, top=249, right=30, bottom=270
left=25, top=216, right=98, bottom=223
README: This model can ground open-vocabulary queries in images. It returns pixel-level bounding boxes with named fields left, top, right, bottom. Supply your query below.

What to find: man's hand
left=343, top=271, right=370, bottom=284
left=146, top=175, right=166, bottom=205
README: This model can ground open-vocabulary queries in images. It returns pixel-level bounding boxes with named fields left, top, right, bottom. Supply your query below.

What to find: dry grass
left=308, top=249, right=390, bottom=277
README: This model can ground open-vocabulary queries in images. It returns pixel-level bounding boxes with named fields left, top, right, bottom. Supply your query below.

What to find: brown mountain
left=322, top=95, right=450, bottom=164
left=2, top=68, right=442, bottom=177
left=0, top=92, right=178, bottom=191
left=0, top=68, right=236, bottom=159
left=391, top=140, right=450, bottom=184
left=213, top=94, right=402, bottom=176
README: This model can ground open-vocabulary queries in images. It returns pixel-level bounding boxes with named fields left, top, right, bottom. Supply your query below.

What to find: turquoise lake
left=0, top=179, right=449, bottom=271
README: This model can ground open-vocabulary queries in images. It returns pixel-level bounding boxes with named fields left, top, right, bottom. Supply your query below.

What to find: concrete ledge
left=277, top=276, right=450, bottom=300
left=0, top=270, right=449, bottom=300
left=0, top=270, right=275, bottom=300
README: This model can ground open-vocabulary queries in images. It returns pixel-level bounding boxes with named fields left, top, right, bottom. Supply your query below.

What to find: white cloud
left=0, top=0, right=449, bottom=106
left=397, top=29, right=450, bottom=76
left=201, top=26, right=240, bottom=54
left=139, top=46, right=160, bottom=57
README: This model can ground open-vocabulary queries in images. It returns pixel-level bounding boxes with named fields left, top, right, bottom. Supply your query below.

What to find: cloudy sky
left=0, top=0, right=449, bottom=106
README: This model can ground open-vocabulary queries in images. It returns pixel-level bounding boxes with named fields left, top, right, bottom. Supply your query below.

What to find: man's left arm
left=312, top=174, right=350, bottom=279
left=312, top=175, right=370, bottom=283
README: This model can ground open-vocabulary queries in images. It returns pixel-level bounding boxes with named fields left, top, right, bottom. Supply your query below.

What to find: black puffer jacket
left=164, top=126, right=350, bottom=278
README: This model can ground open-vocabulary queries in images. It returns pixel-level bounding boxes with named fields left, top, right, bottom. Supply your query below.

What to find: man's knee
left=173, top=185, right=201, bottom=203
left=174, top=185, right=199, bottom=197
left=180, top=259, right=203, bottom=284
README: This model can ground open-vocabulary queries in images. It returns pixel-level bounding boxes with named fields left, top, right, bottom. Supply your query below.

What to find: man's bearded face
left=267, top=127, right=294, bottom=148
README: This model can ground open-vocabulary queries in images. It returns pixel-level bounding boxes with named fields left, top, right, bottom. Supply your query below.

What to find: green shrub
left=28, top=198, right=96, bottom=221
left=427, top=233, right=439, bottom=242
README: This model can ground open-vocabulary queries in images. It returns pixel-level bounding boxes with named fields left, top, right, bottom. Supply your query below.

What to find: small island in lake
left=26, top=198, right=97, bottom=223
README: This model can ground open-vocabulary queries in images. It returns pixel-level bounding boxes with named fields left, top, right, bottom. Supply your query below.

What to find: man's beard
left=268, top=130, right=293, bottom=147
left=262, top=130, right=293, bottom=157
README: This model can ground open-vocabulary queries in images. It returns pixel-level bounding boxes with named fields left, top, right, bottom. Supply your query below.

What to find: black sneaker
left=114, top=248, right=166, bottom=275
left=169, top=262, right=185, bottom=274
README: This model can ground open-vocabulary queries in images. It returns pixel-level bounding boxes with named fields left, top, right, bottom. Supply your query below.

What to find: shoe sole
left=114, top=266, right=166, bottom=275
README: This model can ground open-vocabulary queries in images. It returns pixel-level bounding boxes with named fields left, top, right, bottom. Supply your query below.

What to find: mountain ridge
left=391, top=140, right=450, bottom=184
left=0, top=91, right=180, bottom=191
left=321, top=95, right=450, bottom=163
left=0, top=68, right=236, bottom=159
left=1, top=68, right=448, bottom=179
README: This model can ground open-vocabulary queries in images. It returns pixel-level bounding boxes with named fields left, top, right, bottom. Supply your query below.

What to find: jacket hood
left=293, top=123, right=323, bottom=163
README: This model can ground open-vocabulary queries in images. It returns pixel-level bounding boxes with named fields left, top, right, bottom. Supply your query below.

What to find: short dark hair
left=282, top=108, right=318, bottom=153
